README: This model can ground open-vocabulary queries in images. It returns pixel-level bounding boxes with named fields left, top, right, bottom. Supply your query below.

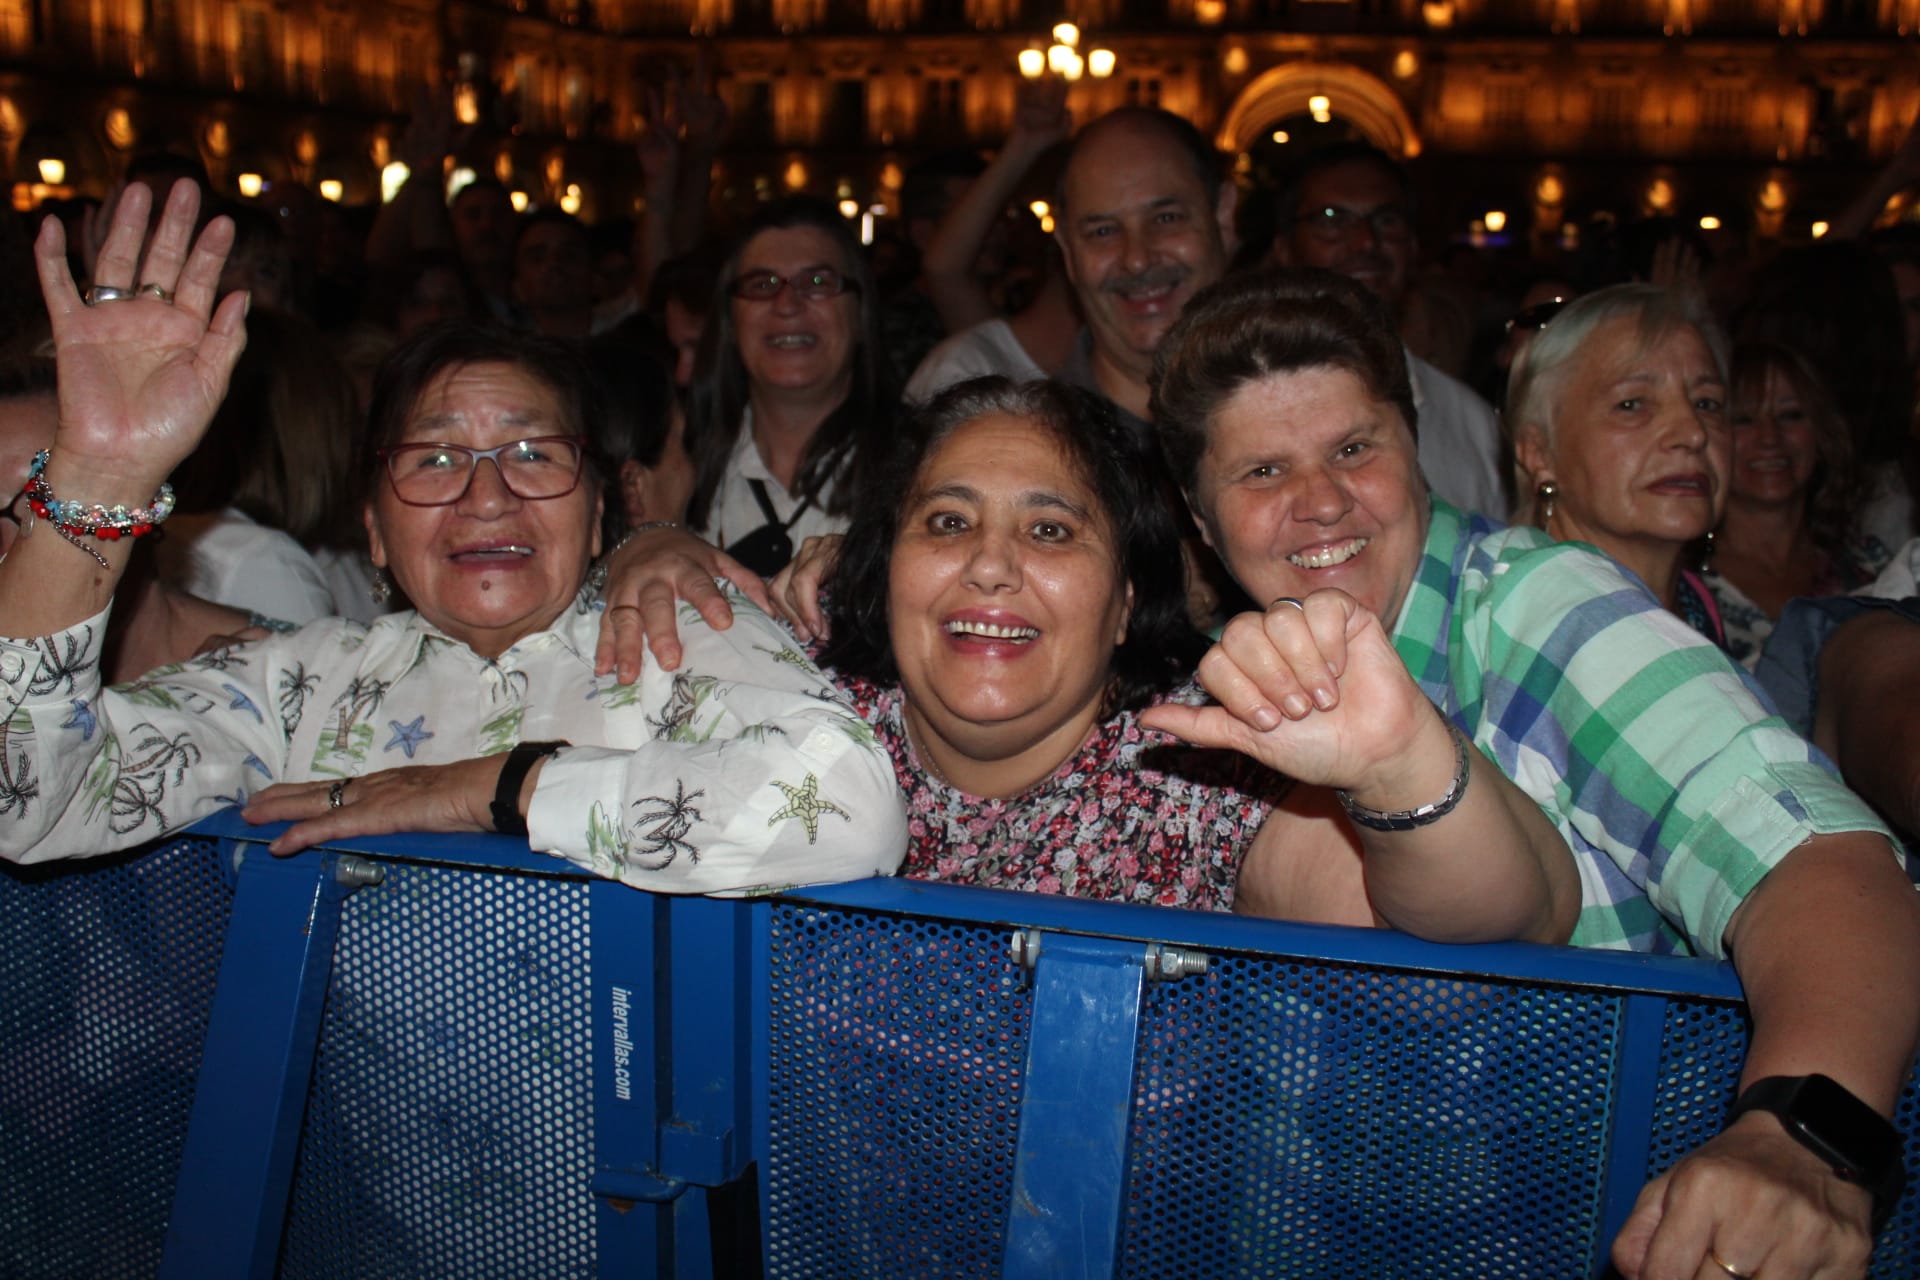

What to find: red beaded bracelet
left=22, top=449, right=176, bottom=568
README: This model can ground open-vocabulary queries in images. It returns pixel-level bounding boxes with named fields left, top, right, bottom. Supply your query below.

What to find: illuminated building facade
left=1, top=0, right=1916, bottom=239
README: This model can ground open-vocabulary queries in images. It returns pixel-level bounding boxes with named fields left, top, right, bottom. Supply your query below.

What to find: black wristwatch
left=490, top=740, right=568, bottom=837
left=1725, top=1074, right=1907, bottom=1232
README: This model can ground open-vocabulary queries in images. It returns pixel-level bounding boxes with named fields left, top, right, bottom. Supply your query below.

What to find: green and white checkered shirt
left=1392, top=499, right=1893, bottom=957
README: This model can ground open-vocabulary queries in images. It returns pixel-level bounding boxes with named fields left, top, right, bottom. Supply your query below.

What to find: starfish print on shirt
left=385, top=715, right=435, bottom=759
left=766, top=773, right=850, bottom=844
left=62, top=699, right=97, bottom=741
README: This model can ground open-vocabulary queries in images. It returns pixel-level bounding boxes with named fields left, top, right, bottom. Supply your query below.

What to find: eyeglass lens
left=1302, top=206, right=1411, bottom=241
left=384, top=437, right=584, bottom=506
left=731, top=269, right=850, bottom=301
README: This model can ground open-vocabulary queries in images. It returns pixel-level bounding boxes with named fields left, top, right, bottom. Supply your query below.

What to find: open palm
left=34, top=179, right=249, bottom=482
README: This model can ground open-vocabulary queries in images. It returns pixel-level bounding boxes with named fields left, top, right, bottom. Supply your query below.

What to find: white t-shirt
left=1857, top=463, right=1915, bottom=557
left=155, top=508, right=335, bottom=625
left=1408, top=351, right=1508, bottom=521
left=314, top=546, right=400, bottom=626
left=903, top=318, right=1047, bottom=405
left=1861, top=535, right=1920, bottom=598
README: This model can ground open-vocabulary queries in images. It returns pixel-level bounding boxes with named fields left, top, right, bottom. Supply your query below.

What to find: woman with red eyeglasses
left=682, top=197, right=900, bottom=576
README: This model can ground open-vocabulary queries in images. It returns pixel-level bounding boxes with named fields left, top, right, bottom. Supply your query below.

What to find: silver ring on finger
left=1268, top=596, right=1307, bottom=615
left=327, top=779, right=350, bottom=810
left=135, top=282, right=175, bottom=303
left=82, top=284, right=136, bottom=305
left=1707, top=1248, right=1754, bottom=1280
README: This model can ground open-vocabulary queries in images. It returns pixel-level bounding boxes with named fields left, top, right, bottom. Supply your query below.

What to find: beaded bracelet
left=23, top=449, right=176, bottom=569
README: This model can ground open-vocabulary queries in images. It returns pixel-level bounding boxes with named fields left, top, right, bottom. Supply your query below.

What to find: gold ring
left=82, top=284, right=135, bottom=305
left=1708, top=1248, right=1753, bottom=1280
left=327, top=780, right=350, bottom=810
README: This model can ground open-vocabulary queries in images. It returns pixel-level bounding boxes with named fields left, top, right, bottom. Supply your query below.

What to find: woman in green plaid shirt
left=1150, top=266, right=1919, bottom=1280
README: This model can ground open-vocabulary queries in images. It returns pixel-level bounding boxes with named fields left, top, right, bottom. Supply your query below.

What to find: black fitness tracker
left=490, top=740, right=568, bottom=837
left=1725, top=1073, right=1906, bottom=1232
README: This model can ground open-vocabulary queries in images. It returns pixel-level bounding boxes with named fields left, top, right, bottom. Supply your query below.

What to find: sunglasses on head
left=1505, top=298, right=1570, bottom=334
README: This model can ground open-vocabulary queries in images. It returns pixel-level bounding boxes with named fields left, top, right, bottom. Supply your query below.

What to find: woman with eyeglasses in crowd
left=682, top=197, right=899, bottom=576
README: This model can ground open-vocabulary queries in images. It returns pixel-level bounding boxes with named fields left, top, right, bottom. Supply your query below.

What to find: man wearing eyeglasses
left=1271, top=142, right=1508, bottom=519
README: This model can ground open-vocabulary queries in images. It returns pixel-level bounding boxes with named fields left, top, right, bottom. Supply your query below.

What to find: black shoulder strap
left=748, top=478, right=816, bottom=531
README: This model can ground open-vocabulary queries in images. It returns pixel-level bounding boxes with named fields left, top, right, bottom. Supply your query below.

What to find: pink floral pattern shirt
left=835, top=675, right=1290, bottom=911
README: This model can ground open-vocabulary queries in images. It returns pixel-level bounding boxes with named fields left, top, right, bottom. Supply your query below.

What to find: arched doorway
left=1216, top=62, right=1424, bottom=263
left=1215, top=62, right=1421, bottom=161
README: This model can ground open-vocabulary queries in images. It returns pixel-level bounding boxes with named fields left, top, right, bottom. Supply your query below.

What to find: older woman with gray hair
left=1507, top=283, right=1732, bottom=645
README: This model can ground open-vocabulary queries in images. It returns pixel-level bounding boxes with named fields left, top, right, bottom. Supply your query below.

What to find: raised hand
left=1886, top=110, right=1920, bottom=185
left=1155, top=590, right=1581, bottom=945
left=399, top=83, right=462, bottom=174
left=636, top=76, right=685, bottom=189
left=1646, top=233, right=1702, bottom=292
left=1008, top=76, right=1073, bottom=156
left=678, top=50, right=731, bottom=153
left=35, top=178, right=248, bottom=492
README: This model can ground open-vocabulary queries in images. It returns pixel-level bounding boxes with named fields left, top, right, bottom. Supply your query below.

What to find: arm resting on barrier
left=0, top=605, right=294, bottom=861
left=536, top=599, right=908, bottom=895
left=1144, top=590, right=1581, bottom=945
left=241, top=596, right=908, bottom=894
left=1612, top=831, right=1920, bottom=1280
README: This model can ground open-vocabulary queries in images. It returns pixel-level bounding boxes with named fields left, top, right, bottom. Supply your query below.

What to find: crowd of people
left=4, top=81, right=1920, bottom=1279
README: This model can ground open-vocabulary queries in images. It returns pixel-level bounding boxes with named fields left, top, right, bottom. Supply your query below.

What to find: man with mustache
left=1272, top=142, right=1508, bottom=518
left=1050, top=107, right=1238, bottom=433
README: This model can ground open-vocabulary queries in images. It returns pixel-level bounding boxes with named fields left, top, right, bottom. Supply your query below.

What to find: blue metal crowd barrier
left=3, top=810, right=1917, bottom=1278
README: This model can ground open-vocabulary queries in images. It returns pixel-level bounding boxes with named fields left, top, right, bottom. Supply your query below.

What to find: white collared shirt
left=694, top=408, right=852, bottom=556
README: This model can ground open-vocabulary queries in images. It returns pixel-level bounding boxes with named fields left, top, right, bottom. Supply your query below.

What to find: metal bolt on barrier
left=332, top=855, right=386, bottom=888
left=1144, top=943, right=1209, bottom=981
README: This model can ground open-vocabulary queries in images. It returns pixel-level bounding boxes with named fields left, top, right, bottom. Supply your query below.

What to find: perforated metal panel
left=0, top=835, right=232, bottom=1280
left=1876, top=1082, right=1920, bottom=1277
left=1120, top=955, right=1620, bottom=1278
left=1648, top=997, right=1920, bottom=1280
left=1644, top=999, right=1749, bottom=1176
left=278, top=861, right=597, bottom=1280
left=765, top=904, right=1033, bottom=1279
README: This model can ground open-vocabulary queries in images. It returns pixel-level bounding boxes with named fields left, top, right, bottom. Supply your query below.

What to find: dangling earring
left=1535, top=480, right=1558, bottom=531
left=1699, top=527, right=1716, bottom=571
left=587, top=559, right=609, bottom=593
left=369, top=566, right=392, bottom=606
